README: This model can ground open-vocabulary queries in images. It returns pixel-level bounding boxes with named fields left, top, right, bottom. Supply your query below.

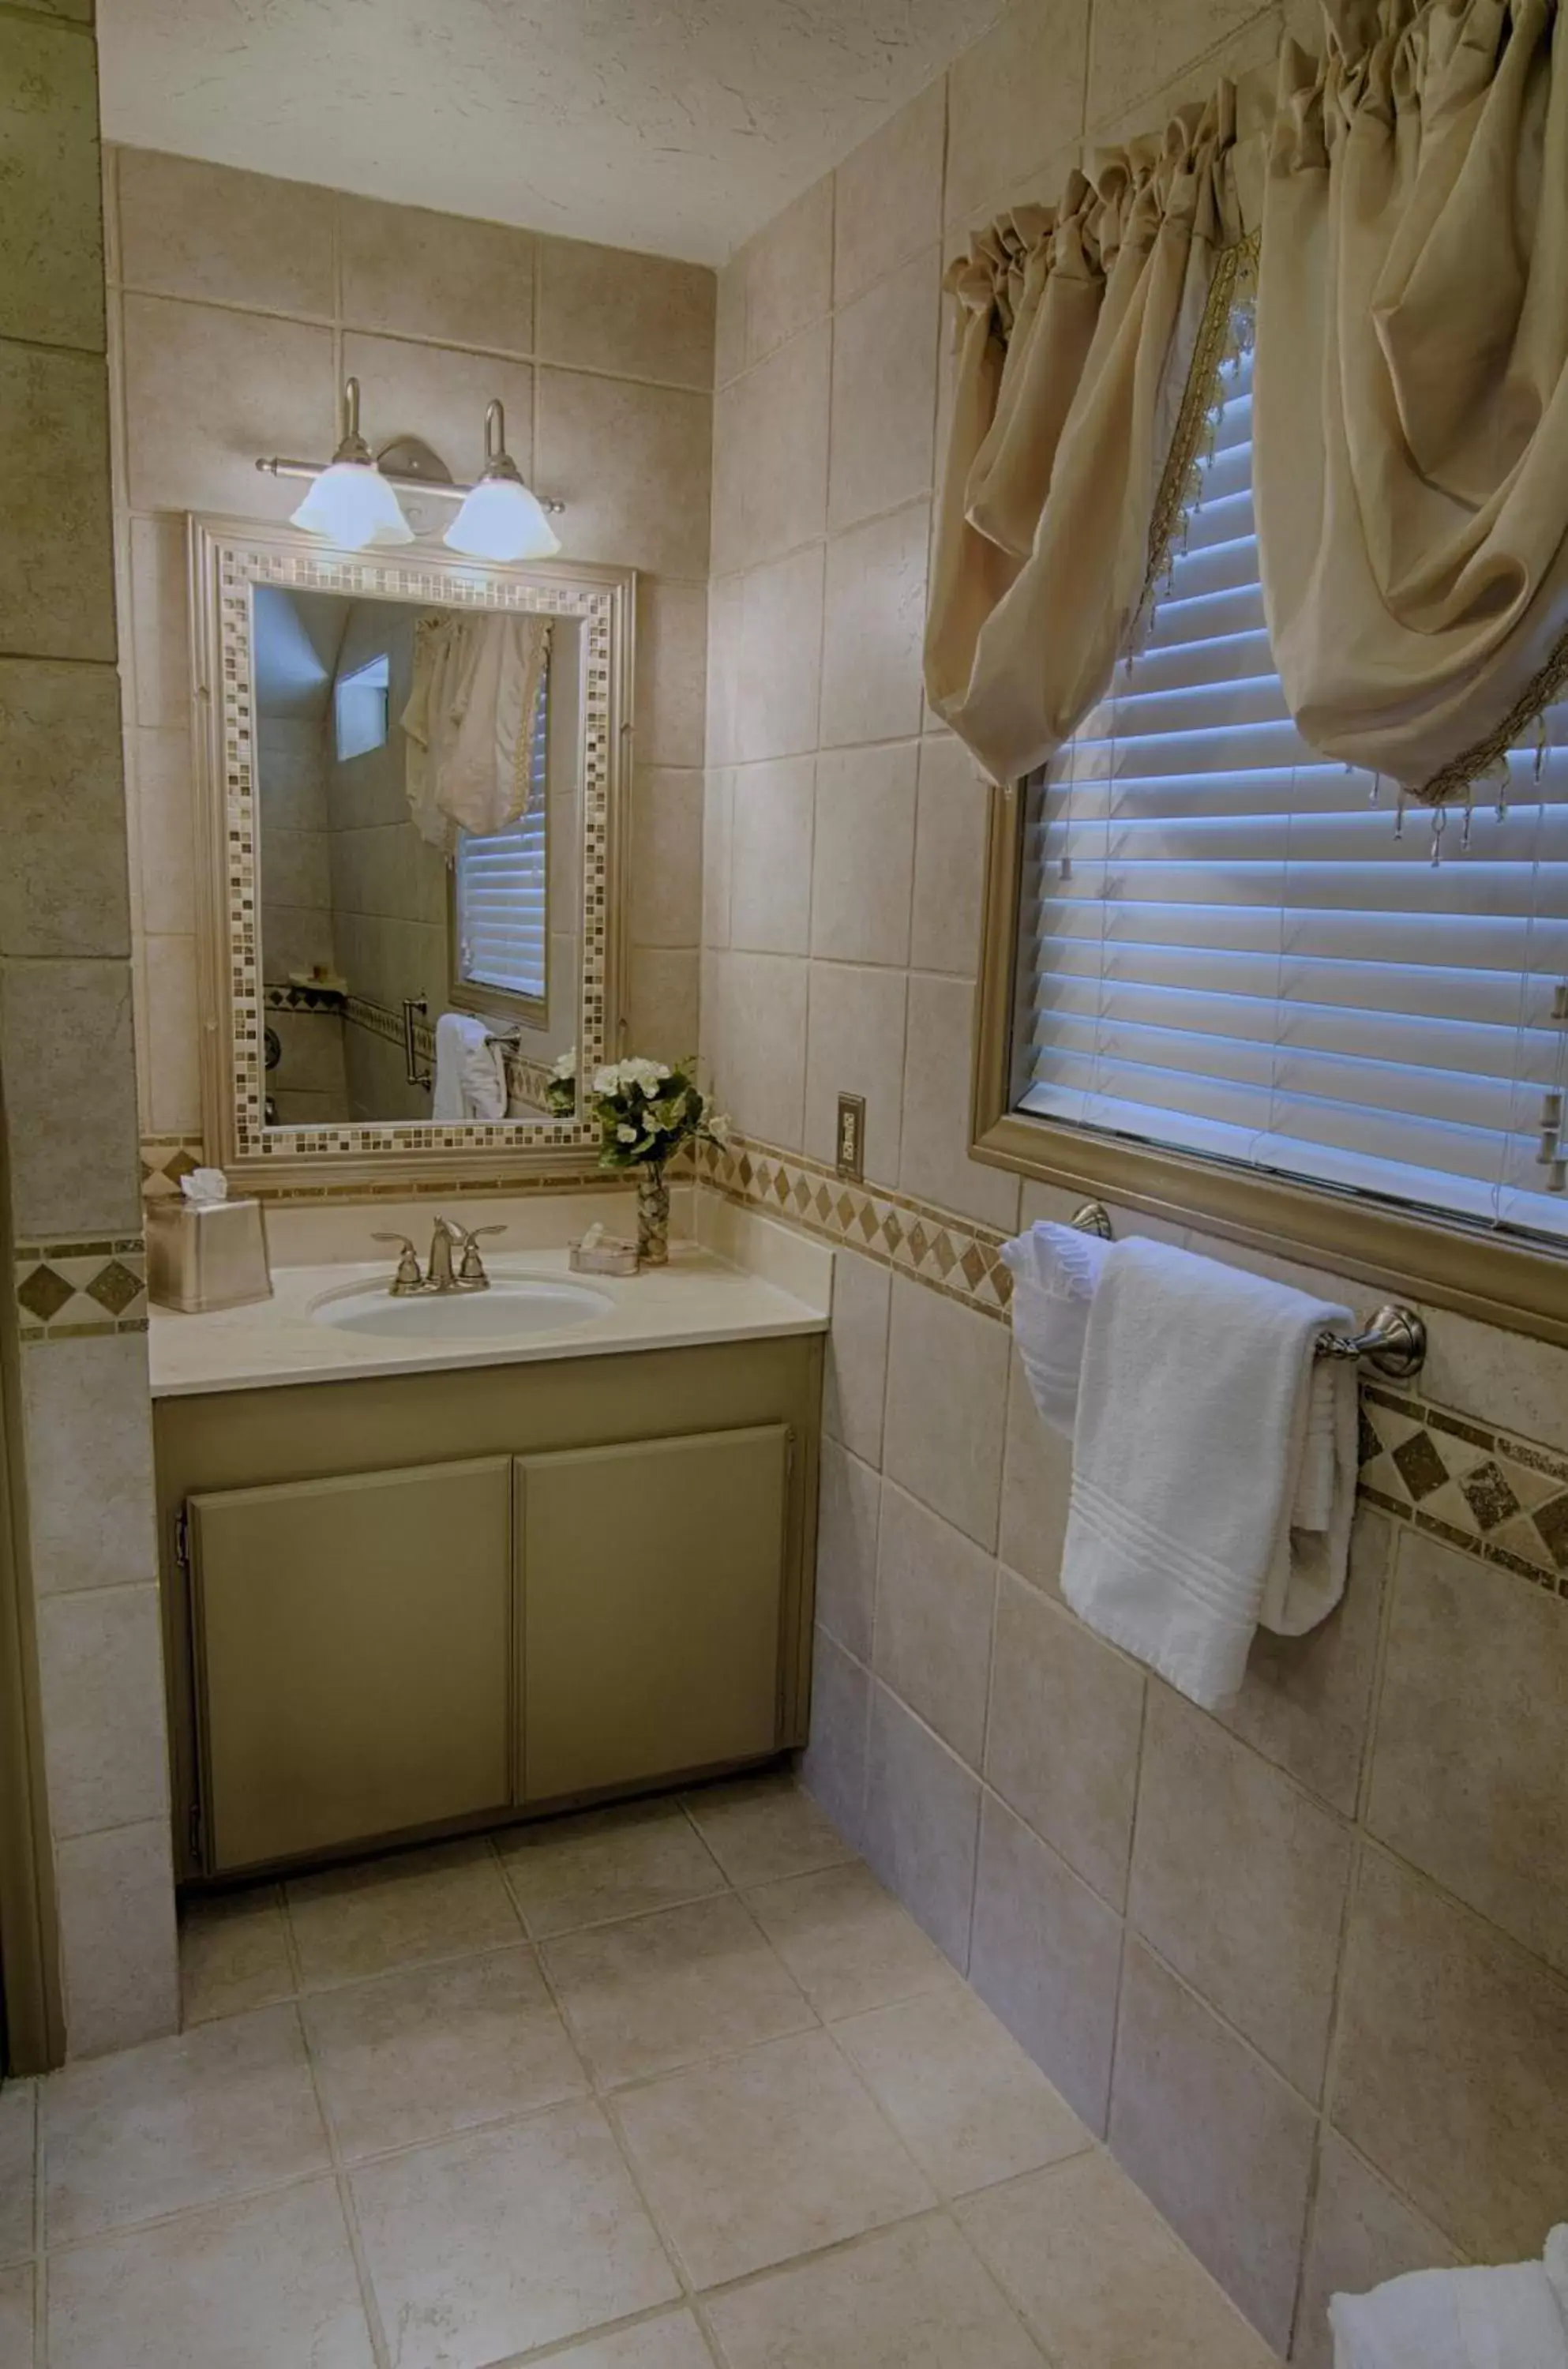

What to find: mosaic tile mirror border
left=703, top=1136, right=1568, bottom=1602
left=138, top=1134, right=623, bottom=1207
left=193, top=521, right=630, bottom=1177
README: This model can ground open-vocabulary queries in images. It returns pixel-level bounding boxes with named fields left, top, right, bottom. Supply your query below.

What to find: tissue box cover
left=146, top=1196, right=273, bottom=1313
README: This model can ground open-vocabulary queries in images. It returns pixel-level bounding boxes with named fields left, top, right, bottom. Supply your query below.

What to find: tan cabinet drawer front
left=518, top=1425, right=790, bottom=1803
left=190, top=1456, right=512, bottom=1872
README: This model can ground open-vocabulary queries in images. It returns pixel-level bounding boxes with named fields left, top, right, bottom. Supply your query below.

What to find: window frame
left=968, top=243, right=1568, bottom=1351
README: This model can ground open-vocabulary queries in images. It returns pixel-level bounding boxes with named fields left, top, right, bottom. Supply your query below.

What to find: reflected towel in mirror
left=433, top=1011, right=507, bottom=1121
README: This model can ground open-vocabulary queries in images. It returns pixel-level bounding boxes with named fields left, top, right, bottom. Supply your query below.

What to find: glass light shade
left=444, top=476, right=561, bottom=562
left=291, top=459, right=414, bottom=549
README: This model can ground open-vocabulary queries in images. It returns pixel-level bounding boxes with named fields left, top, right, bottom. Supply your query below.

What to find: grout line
left=1097, top=1673, right=1150, bottom=2144
left=486, top=2300, right=729, bottom=2369
left=527, top=1927, right=711, bottom=2333
left=291, top=1995, right=393, bottom=2369
left=107, top=276, right=714, bottom=398
left=329, top=186, right=343, bottom=399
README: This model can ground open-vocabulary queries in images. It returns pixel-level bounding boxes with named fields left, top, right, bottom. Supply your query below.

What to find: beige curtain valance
left=924, top=88, right=1249, bottom=788
left=928, top=0, right=1568, bottom=809
left=1255, top=0, right=1568, bottom=804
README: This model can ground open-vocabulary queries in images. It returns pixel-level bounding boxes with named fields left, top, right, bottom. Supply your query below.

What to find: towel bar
left=1066, top=1202, right=1427, bottom=1381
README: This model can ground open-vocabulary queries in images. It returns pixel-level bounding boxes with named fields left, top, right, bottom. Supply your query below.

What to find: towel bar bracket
left=1313, top=1305, right=1427, bottom=1380
left=1065, top=1202, right=1427, bottom=1378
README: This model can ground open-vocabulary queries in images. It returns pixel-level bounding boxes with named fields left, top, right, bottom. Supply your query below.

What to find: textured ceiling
left=98, top=0, right=1001, bottom=265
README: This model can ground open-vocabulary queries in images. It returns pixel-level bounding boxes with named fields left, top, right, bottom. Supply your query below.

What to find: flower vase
left=636, top=1164, right=670, bottom=1267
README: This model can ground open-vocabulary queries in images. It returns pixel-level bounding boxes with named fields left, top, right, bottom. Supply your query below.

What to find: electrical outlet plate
left=836, top=1092, right=865, bottom=1182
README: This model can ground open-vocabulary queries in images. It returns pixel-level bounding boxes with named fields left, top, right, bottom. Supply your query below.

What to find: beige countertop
left=148, top=1210, right=832, bottom=1399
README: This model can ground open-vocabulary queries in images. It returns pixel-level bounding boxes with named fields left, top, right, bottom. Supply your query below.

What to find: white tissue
left=581, top=1222, right=604, bottom=1249
left=179, top=1168, right=229, bottom=1206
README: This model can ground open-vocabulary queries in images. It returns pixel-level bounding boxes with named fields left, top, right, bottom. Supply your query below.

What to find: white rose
left=617, top=1123, right=639, bottom=1143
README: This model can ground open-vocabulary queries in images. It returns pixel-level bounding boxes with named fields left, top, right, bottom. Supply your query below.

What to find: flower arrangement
left=546, top=1050, right=730, bottom=1263
left=544, top=1046, right=579, bottom=1120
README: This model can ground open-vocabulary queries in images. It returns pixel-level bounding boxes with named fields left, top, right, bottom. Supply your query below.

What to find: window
left=333, top=651, right=390, bottom=760
left=452, top=666, right=550, bottom=1010
left=1013, top=332, right=1568, bottom=1251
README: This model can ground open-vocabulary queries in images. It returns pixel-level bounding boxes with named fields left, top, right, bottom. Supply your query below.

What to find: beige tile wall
left=0, top=5, right=178, bottom=2060
left=702, top=4, right=1568, bottom=2361
left=103, top=146, right=715, bottom=1150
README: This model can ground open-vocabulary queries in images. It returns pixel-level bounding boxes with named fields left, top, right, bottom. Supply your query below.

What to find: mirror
left=252, top=585, right=579, bottom=1126
left=190, top=520, right=631, bottom=1188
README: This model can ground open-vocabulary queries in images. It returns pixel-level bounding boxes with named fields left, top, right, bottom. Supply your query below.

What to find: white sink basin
left=310, top=1275, right=613, bottom=1340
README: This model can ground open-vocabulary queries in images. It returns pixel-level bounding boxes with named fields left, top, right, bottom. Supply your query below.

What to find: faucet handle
left=371, top=1232, right=424, bottom=1293
left=456, top=1222, right=505, bottom=1284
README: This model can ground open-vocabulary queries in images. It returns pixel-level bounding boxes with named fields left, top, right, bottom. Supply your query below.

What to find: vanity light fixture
left=287, top=377, right=415, bottom=549
left=257, top=394, right=566, bottom=550
left=444, top=401, right=561, bottom=561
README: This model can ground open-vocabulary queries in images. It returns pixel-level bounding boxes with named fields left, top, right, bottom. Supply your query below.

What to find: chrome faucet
left=427, top=1216, right=460, bottom=1293
left=430, top=1215, right=506, bottom=1290
left=371, top=1219, right=505, bottom=1295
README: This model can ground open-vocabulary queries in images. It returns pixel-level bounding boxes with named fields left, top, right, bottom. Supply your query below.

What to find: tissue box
left=569, top=1237, right=639, bottom=1276
left=146, top=1194, right=273, bottom=1313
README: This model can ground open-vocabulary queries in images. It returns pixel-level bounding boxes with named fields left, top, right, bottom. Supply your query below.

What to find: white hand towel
left=1060, top=1236, right=1358, bottom=1708
left=1000, top=1219, right=1112, bottom=1438
left=1330, top=2226, right=1568, bottom=2369
left=432, top=1012, right=506, bottom=1121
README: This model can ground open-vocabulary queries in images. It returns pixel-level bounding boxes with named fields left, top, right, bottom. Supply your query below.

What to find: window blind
left=1018, top=340, right=1568, bottom=1245
left=454, top=670, right=550, bottom=1003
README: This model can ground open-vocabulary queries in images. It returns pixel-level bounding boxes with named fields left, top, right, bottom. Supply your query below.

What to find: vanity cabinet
left=156, top=1334, right=821, bottom=1882
left=189, top=1459, right=513, bottom=1870
left=519, top=1428, right=790, bottom=1801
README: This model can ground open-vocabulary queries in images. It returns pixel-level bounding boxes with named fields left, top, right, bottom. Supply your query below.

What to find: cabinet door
left=189, top=1457, right=512, bottom=1872
left=518, top=1425, right=790, bottom=1804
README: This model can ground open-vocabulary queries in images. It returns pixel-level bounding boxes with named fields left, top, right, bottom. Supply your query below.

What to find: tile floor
left=0, top=1774, right=1281, bottom=2367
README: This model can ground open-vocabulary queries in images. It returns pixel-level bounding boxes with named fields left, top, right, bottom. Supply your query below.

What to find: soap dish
left=570, top=1237, right=640, bottom=1277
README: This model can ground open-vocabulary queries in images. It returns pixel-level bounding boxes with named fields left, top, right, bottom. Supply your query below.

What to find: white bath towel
left=1000, top=1219, right=1112, bottom=1438
left=1060, top=1236, right=1358, bottom=1708
left=432, top=1011, right=506, bottom=1121
left=1330, top=2226, right=1568, bottom=2369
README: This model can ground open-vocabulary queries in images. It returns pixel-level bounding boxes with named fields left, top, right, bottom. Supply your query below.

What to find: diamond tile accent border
left=707, top=1134, right=1568, bottom=1605
left=141, top=1137, right=206, bottom=1200
left=1359, top=1387, right=1568, bottom=1601
left=13, top=1238, right=148, bottom=1343
left=702, top=1136, right=1015, bottom=1320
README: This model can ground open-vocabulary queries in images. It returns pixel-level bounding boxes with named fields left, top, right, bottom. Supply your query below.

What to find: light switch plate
left=836, top=1092, right=865, bottom=1182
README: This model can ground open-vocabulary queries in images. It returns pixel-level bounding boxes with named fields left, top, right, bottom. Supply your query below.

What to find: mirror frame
left=187, top=515, right=632, bottom=1192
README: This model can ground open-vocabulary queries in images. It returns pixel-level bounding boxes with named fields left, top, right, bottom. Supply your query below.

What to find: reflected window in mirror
left=333, top=651, right=390, bottom=761
left=452, top=659, right=550, bottom=1020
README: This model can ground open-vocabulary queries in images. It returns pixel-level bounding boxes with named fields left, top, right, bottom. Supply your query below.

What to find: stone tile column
left=0, top=0, right=178, bottom=2059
